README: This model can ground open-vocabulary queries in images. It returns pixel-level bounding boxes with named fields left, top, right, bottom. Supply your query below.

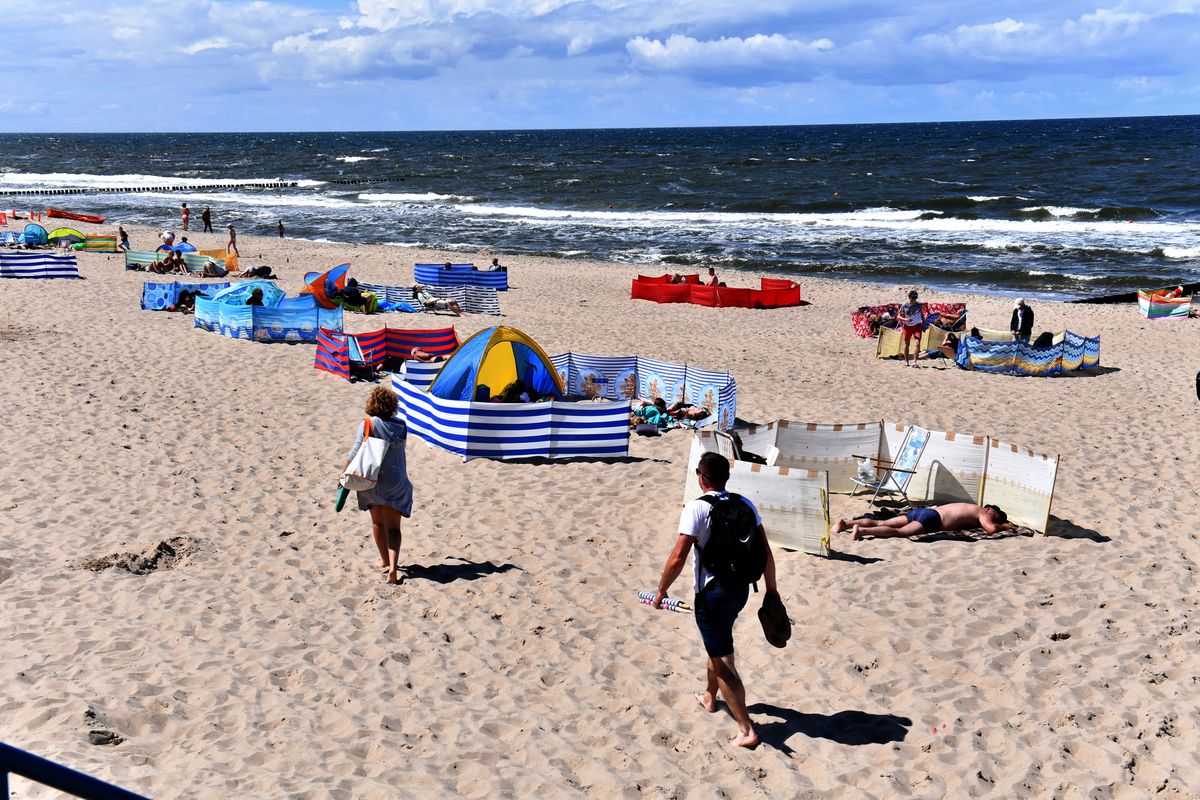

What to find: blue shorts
left=694, top=581, right=749, bottom=658
left=906, top=507, right=942, bottom=533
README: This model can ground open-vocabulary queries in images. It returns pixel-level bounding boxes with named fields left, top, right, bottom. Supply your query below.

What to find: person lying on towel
left=666, top=401, right=712, bottom=422
left=412, top=284, right=462, bottom=316
left=630, top=398, right=675, bottom=429
left=832, top=503, right=1015, bottom=541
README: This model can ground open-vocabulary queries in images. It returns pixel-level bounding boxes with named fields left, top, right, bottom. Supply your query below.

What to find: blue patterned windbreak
left=955, top=331, right=1100, bottom=376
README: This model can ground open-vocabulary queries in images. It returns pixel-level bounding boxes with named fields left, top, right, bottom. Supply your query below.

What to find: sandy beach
left=2, top=220, right=1198, bottom=798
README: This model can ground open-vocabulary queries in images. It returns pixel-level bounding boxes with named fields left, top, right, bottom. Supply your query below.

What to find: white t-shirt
left=678, top=490, right=763, bottom=593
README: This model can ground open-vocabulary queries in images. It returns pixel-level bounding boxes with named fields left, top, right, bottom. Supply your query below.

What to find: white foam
left=968, top=195, right=1030, bottom=202
left=137, top=190, right=358, bottom=209
left=1019, top=205, right=1100, bottom=217
left=334, top=156, right=378, bottom=163
left=1162, top=246, right=1200, bottom=259
left=359, top=192, right=476, bottom=203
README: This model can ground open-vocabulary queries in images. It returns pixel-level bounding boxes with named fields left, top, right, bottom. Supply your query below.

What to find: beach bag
left=340, top=417, right=389, bottom=491
left=695, top=493, right=766, bottom=590
left=757, top=590, right=792, bottom=649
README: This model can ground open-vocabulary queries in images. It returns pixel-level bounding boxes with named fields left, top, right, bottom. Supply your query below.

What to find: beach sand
left=1, top=221, right=1198, bottom=798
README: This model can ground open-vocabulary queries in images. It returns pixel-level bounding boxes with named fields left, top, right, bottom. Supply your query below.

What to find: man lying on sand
left=833, top=502, right=1013, bottom=540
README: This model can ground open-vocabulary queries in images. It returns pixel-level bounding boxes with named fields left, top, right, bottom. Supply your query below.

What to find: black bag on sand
left=758, top=590, right=792, bottom=649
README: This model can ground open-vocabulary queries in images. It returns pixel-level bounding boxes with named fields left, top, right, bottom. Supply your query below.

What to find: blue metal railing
left=0, top=742, right=149, bottom=799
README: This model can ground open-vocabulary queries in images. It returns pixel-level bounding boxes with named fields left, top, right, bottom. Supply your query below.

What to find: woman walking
left=345, top=387, right=413, bottom=584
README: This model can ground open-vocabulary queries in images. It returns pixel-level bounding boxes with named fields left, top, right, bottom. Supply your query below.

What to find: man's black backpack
left=695, top=493, right=767, bottom=590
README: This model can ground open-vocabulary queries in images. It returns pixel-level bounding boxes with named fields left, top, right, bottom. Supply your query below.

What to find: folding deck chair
left=851, top=425, right=930, bottom=507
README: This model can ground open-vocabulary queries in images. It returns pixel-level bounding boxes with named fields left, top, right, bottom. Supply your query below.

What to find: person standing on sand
left=277, top=220, right=285, bottom=239
left=201, top=205, right=213, bottom=233
left=898, top=290, right=925, bottom=367
left=181, top=202, right=190, bottom=232
left=651, top=451, right=778, bottom=749
left=1010, top=298, right=1034, bottom=342
left=226, top=224, right=239, bottom=256
left=344, top=387, right=413, bottom=585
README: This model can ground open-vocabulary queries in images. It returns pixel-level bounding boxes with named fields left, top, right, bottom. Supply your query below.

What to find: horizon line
left=1, top=112, right=1195, bottom=136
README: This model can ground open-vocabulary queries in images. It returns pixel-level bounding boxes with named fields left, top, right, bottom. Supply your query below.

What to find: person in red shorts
left=898, top=290, right=925, bottom=367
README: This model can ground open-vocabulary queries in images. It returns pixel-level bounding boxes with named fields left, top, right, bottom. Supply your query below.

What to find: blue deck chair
left=851, top=425, right=930, bottom=507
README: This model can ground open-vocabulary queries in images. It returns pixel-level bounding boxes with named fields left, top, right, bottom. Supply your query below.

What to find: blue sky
left=2, top=0, right=1197, bottom=131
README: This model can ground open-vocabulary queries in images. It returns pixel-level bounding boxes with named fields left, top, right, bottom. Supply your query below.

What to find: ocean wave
left=359, top=192, right=476, bottom=203
left=454, top=202, right=1192, bottom=237
left=136, top=190, right=359, bottom=209
left=335, top=156, right=378, bottom=163
left=968, top=195, right=1031, bottom=202
left=1159, top=246, right=1200, bottom=259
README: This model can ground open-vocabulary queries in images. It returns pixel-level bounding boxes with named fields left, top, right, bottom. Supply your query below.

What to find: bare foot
left=694, top=692, right=717, bottom=713
left=384, top=571, right=403, bottom=585
left=376, top=559, right=388, bottom=569
left=832, top=519, right=846, bottom=535
left=851, top=524, right=864, bottom=541
left=730, top=729, right=760, bottom=749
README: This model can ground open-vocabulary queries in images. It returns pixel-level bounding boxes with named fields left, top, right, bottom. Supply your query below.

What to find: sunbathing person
left=833, top=502, right=1013, bottom=541
left=409, top=347, right=446, bottom=363
left=631, top=397, right=673, bottom=429
left=238, top=265, right=278, bottom=279
left=413, top=285, right=462, bottom=316
left=168, top=289, right=199, bottom=313
left=666, top=401, right=711, bottom=422
left=200, top=258, right=229, bottom=278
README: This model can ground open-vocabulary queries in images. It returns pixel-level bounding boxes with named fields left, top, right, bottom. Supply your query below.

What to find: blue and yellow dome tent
left=428, top=326, right=564, bottom=401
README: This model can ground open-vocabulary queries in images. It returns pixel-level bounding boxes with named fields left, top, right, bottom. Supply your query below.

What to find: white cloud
left=627, top=33, right=833, bottom=72
left=182, top=37, right=232, bottom=54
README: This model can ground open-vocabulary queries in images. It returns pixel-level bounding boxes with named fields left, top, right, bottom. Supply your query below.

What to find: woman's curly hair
left=365, top=386, right=398, bottom=419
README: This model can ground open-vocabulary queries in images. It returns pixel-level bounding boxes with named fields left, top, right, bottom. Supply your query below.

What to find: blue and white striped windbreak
left=0, top=251, right=79, bottom=279
left=392, top=376, right=631, bottom=461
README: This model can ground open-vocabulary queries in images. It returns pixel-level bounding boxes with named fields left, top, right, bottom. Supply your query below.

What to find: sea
left=1, top=115, right=1197, bottom=299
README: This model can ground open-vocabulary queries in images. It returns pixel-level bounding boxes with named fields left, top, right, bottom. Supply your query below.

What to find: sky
left=1, top=0, right=1197, bottom=131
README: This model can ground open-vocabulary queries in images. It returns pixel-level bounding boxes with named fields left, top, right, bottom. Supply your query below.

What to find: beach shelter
left=301, top=263, right=350, bottom=309
left=175, top=241, right=197, bottom=253
left=210, top=279, right=285, bottom=307
left=22, top=223, right=48, bottom=246
left=427, top=326, right=565, bottom=401
left=1137, top=287, right=1192, bottom=320
left=46, top=227, right=85, bottom=246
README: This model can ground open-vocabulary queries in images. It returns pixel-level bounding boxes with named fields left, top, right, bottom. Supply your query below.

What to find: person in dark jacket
left=1010, top=298, right=1034, bottom=341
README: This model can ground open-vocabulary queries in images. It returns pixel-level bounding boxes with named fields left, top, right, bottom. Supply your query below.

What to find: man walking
left=201, top=205, right=213, bottom=233
left=1010, top=298, right=1034, bottom=342
left=651, top=451, right=778, bottom=749
left=226, top=224, right=239, bottom=256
